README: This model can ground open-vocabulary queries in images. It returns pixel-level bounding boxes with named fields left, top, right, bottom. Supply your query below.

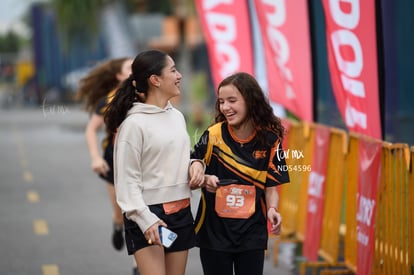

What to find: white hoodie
left=114, top=101, right=191, bottom=232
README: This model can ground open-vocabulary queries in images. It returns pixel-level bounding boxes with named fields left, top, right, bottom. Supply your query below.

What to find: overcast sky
left=0, top=0, right=48, bottom=35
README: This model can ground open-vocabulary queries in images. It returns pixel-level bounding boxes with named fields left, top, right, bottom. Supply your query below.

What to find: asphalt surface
left=0, top=101, right=295, bottom=275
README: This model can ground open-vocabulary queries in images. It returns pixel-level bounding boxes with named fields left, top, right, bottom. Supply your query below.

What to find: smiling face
left=218, top=84, right=248, bottom=128
left=158, top=55, right=182, bottom=98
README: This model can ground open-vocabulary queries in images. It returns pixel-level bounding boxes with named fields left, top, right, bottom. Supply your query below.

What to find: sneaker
left=112, top=223, right=124, bottom=251
left=132, top=267, right=140, bottom=275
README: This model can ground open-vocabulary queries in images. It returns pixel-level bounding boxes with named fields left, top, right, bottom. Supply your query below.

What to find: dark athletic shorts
left=123, top=204, right=196, bottom=255
left=98, top=143, right=114, bottom=184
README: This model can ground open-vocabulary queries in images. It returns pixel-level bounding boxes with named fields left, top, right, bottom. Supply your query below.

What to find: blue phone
left=159, top=226, right=178, bottom=248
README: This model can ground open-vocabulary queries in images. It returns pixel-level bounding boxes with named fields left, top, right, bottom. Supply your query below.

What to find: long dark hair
left=104, top=50, right=168, bottom=134
left=214, top=72, right=285, bottom=145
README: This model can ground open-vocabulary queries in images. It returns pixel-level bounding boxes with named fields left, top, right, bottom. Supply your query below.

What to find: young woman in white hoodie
left=104, top=49, right=205, bottom=275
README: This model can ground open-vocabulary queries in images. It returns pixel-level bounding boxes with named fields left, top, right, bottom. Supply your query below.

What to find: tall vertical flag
left=322, top=0, right=382, bottom=139
left=195, top=0, right=255, bottom=90
left=253, top=0, right=313, bottom=121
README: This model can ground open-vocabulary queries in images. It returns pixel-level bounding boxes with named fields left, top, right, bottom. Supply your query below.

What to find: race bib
left=215, top=184, right=256, bottom=219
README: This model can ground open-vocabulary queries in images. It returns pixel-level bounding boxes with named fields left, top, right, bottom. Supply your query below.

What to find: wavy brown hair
left=77, top=57, right=131, bottom=113
left=214, top=72, right=285, bottom=145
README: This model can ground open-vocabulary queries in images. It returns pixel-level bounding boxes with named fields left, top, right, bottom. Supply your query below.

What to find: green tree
left=52, top=0, right=101, bottom=48
left=50, top=0, right=191, bottom=57
left=51, top=0, right=136, bottom=57
left=0, top=31, right=20, bottom=53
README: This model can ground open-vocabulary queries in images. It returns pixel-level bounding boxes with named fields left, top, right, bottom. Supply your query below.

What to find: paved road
left=0, top=103, right=294, bottom=275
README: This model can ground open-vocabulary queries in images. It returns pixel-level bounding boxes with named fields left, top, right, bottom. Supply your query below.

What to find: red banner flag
left=195, top=0, right=255, bottom=89
left=357, top=138, right=381, bottom=275
left=322, top=0, right=382, bottom=139
left=253, top=0, right=313, bottom=121
left=303, top=126, right=330, bottom=260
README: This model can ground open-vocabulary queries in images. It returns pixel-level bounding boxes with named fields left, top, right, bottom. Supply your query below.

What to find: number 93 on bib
left=215, top=183, right=256, bottom=219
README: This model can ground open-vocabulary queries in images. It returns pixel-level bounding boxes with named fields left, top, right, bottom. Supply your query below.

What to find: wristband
left=267, top=207, right=279, bottom=212
left=190, top=159, right=206, bottom=171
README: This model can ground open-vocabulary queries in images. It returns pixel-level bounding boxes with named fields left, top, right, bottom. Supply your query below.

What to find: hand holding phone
left=159, top=226, right=178, bottom=248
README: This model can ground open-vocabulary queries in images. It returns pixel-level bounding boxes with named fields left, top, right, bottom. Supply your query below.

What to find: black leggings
left=200, top=248, right=265, bottom=275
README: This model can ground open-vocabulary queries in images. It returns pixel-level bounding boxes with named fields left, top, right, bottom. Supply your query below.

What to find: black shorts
left=123, top=204, right=196, bottom=255
left=98, top=143, right=114, bottom=184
